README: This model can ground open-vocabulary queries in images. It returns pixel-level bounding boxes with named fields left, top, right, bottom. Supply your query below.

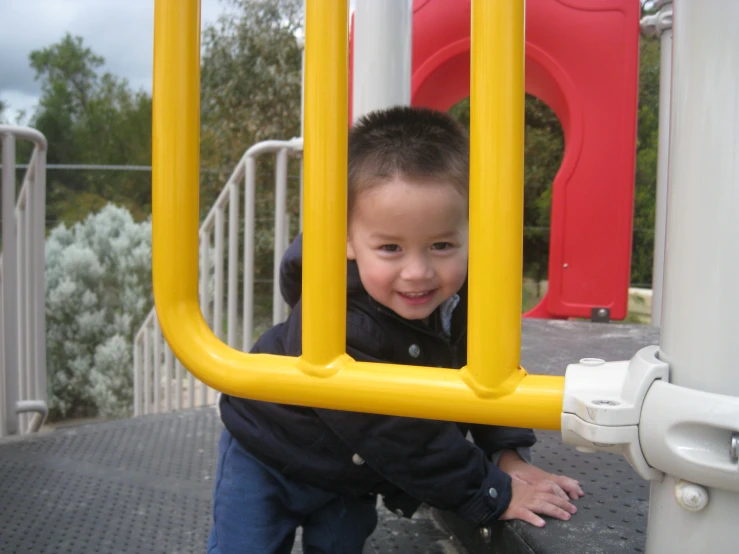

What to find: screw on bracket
left=674, top=480, right=709, bottom=512
left=731, top=433, right=739, bottom=464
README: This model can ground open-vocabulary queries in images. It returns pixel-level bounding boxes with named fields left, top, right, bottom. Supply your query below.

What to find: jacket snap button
left=352, top=453, right=365, bottom=465
left=408, top=344, right=421, bottom=358
left=488, top=487, right=498, bottom=499
left=395, top=509, right=404, bottom=517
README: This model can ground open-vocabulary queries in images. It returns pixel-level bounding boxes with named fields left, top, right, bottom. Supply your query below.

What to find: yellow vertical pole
left=152, top=0, right=201, bottom=346
left=301, top=1, right=349, bottom=366
left=467, top=1, right=526, bottom=392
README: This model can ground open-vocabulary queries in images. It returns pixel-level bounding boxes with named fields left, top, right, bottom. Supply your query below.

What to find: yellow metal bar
left=301, top=1, right=349, bottom=367
left=152, top=0, right=202, bottom=357
left=467, top=0, right=526, bottom=394
left=206, top=352, right=563, bottom=430
left=151, top=0, right=564, bottom=431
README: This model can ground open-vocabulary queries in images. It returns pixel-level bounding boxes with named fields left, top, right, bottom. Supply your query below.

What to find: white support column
left=352, top=0, right=412, bottom=121
left=641, top=0, right=673, bottom=327
left=648, top=1, right=739, bottom=551
left=1, top=133, right=19, bottom=435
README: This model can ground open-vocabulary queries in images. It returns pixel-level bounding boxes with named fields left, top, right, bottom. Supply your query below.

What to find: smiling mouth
left=397, top=290, right=435, bottom=304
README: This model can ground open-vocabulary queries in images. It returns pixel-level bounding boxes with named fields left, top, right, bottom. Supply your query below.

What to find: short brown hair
left=348, top=106, right=469, bottom=216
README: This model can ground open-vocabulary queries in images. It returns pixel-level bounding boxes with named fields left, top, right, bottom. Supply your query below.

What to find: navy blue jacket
left=219, top=235, right=536, bottom=526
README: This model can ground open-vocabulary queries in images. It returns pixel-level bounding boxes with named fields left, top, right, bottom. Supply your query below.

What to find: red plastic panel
left=350, top=0, right=640, bottom=320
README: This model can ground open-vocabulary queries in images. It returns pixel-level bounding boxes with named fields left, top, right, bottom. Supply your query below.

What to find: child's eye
left=379, top=244, right=400, bottom=252
left=431, top=242, right=453, bottom=251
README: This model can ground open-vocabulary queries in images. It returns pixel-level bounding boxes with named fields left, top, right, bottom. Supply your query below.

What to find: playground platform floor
left=0, top=319, right=660, bottom=553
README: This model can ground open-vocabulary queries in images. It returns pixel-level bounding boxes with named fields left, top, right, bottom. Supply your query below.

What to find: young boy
left=208, top=106, right=584, bottom=554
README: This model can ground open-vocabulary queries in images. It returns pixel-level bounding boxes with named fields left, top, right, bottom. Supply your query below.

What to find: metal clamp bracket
left=640, top=1, right=673, bottom=37
left=562, top=345, right=739, bottom=493
left=562, top=346, right=668, bottom=480
left=640, top=381, right=739, bottom=493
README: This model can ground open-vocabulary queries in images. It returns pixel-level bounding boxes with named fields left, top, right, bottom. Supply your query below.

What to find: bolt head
left=675, top=480, right=709, bottom=512
left=580, top=358, right=606, bottom=367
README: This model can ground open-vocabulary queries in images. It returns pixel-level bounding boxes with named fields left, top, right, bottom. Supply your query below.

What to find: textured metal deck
left=436, top=319, right=660, bottom=554
left=0, top=319, right=659, bottom=553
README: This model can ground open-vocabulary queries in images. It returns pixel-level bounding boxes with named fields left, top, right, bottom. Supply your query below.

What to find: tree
left=200, top=0, right=303, bottom=202
left=200, top=0, right=303, bottom=169
left=631, top=36, right=661, bottom=286
left=28, top=34, right=153, bottom=226
left=45, top=204, right=152, bottom=419
left=200, top=0, right=304, bottom=328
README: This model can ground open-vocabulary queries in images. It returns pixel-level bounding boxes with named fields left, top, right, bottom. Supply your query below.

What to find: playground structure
left=151, top=0, right=739, bottom=551
left=131, top=0, right=645, bottom=420
left=1, top=0, right=738, bottom=552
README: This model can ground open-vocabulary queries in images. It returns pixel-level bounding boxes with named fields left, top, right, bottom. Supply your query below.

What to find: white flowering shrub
left=46, top=204, right=152, bottom=419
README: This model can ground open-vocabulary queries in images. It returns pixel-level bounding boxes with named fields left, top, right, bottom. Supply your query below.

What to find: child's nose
left=400, top=255, right=434, bottom=281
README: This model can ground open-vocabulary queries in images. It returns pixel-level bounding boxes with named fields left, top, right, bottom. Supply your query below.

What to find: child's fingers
left=529, top=494, right=576, bottom=521
left=542, top=491, right=578, bottom=514
left=502, top=507, right=546, bottom=527
left=534, top=479, right=569, bottom=501
left=552, top=475, right=585, bottom=499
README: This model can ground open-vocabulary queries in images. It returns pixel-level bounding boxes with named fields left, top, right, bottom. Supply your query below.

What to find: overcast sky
left=0, top=0, right=230, bottom=123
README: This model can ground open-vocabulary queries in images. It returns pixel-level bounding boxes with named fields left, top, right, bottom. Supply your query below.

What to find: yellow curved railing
left=152, top=0, right=565, bottom=430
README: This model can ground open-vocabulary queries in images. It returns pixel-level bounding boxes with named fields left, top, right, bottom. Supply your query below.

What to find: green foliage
left=632, top=37, right=661, bottom=286
left=200, top=0, right=303, bottom=171
left=200, top=0, right=304, bottom=289
left=45, top=204, right=152, bottom=419
left=27, top=33, right=153, bottom=227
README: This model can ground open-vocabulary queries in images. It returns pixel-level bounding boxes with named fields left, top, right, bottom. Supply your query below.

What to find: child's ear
left=347, top=239, right=356, bottom=260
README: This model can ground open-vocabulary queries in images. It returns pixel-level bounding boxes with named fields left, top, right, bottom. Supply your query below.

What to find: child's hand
left=498, top=450, right=585, bottom=501
left=501, top=475, right=578, bottom=527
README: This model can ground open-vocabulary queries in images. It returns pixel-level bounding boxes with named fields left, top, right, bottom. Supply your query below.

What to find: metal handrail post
left=1, top=132, right=19, bottom=435
left=273, top=148, right=288, bottom=324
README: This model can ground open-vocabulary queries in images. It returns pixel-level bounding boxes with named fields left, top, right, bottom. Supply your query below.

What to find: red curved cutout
left=350, top=0, right=640, bottom=320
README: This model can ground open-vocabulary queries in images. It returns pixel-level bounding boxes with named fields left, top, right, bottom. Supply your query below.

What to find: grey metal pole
left=35, top=146, right=47, bottom=413
left=642, top=0, right=673, bottom=327
left=647, top=1, right=739, bottom=551
left=1, top=132, right=19, bottom=436
left=273, top=148, right=288, bottom=324
left=352, top=0, right=412, bottom=121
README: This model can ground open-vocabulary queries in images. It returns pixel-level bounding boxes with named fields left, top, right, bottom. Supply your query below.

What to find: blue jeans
left=207, top=429, right=378, bottom=554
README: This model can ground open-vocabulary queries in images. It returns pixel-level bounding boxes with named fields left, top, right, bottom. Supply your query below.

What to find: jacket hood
left=279, top=233, right=363, bottom=308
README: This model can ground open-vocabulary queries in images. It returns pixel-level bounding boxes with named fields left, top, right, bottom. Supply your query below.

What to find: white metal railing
left=1, top=125, right=48, bottom=437
left=132, top=138, right=303, bottom=416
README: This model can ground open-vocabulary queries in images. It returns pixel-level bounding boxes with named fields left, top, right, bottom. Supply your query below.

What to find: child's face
left=347, top=177, right=468, bottom=320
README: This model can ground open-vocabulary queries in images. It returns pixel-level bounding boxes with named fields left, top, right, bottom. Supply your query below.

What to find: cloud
left=0, top=0, right=227, bottom=118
